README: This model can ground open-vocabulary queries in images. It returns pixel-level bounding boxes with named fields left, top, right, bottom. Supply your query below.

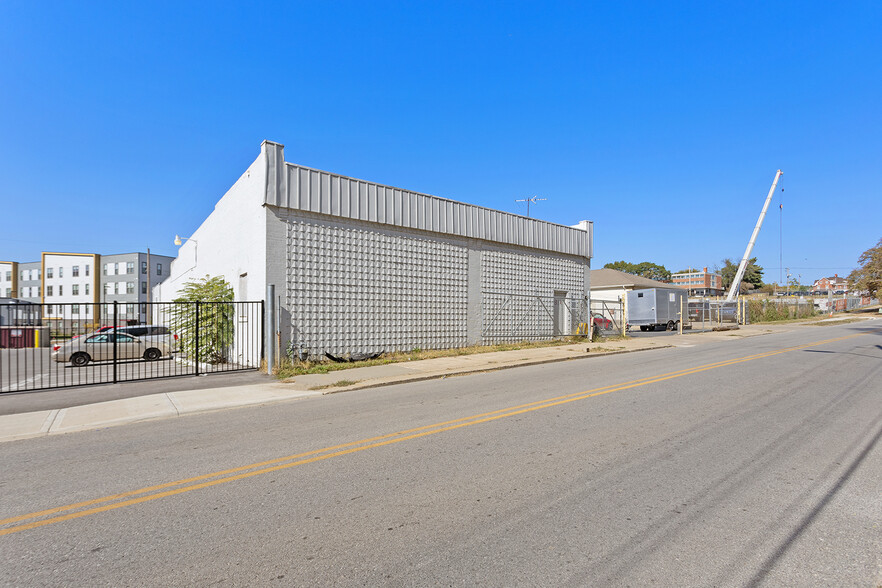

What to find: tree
left=169, top=275, right=235, bottom=364
left=848, top=238, right=882, bottom=297
left=720, top=257, right=764, bottom=292
left=603, top=260, right=671, bottom=282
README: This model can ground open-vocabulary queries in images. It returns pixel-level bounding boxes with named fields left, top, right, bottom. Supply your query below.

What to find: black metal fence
left=0, top=301, right=263, bottom=394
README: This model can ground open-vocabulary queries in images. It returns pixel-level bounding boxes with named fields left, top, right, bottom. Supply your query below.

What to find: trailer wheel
left=666, top=320, right=675, bottom=331
left=639, top=325, right=648, bottom=332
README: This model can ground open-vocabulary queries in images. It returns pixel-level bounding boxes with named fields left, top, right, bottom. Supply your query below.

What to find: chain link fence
left=589, top=299, right=624, bottom=335
left=481, top=292, right=589, bottom=344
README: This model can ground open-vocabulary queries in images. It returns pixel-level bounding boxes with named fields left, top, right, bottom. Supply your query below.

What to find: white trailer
left=626, top=288, right=687, bottom=332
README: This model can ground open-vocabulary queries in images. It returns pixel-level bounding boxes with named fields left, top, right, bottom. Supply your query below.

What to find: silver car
left=52, top=332, right=171, bottom=366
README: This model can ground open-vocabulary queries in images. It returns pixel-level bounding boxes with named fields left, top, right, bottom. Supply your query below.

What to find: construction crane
left=725, top=170, right=784, bottom=301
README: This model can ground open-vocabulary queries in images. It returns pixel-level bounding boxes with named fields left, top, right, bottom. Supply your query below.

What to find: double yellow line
left=0, top=330, right=870, bottom=537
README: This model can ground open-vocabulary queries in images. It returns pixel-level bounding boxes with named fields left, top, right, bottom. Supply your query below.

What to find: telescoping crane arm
left=725, top=170, right=784, bottom=301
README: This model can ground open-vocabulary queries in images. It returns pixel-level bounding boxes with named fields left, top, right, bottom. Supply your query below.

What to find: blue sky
left=1, top=1, right=879, bottom=285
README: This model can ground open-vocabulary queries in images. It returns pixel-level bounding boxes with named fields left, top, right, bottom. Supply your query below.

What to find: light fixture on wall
left=174, top=235, right=198, bottom=264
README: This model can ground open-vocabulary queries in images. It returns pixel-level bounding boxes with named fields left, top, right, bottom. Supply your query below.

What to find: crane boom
left=725, top=170, right=784, bottom=301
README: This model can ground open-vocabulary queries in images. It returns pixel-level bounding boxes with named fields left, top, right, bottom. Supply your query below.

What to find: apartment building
left=671, top=267, right=724, bottom=297
left=0, top=251, right=174, bottom=326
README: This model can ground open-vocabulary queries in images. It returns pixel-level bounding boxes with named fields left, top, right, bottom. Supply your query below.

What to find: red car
left=592, top=313, right=613, bottom=330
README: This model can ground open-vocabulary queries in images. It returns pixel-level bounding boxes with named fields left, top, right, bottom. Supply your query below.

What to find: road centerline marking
left=0, top=330, right=873, bottom=536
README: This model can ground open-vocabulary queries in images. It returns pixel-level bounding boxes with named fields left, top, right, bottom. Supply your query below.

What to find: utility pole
left=146, top=248, right=151, bottom=324
left=515, top=195, right=547, bottom=218
left=726, top=170, right=784, bottom=301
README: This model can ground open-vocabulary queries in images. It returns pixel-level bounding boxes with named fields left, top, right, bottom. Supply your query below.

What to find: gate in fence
left=589, top=299, right=624, bottom=335
left=685, top=298, right=741, bottom=329
left=481, top=291, right=589, bottom=344
left=0, top=301, right=263, bottom=394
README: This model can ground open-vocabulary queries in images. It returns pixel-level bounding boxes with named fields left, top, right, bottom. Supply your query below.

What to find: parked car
left=591, top=313, right=613, bottom=330
left=71, top=325, right=125, bottom=339
left=52, top=332, right=171, bottom=366
left=95, top=325, right=126, bottom=333
left=109, top=325, right=179, bottom=350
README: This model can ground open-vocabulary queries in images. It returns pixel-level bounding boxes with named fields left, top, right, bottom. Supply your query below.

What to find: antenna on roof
left=515, top=195, right=547, bottom=218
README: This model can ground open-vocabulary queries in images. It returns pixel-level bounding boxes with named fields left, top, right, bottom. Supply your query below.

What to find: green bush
left=169, top=276, right=235, bottom=364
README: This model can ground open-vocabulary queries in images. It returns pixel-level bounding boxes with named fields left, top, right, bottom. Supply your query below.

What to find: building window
left=141, top=261, right=147, bottom=274
left=127, top=262, right=134, bottom=274
left=59, top=267, right=63, bottom=278
left=126, top=303, right=135, bottom=316
left=114, top=263, right=119, bottom=275
left=103, top=264, right=108, bottom=276
left=72, top=304, right=79, bottom=314
left=4, top=271, right=9, bottom=281
left=72, top=284, right=79, bottom=295
left=46, top=268, right=53, bottom=279
left=47, top=285, right=53, bottom=296
left=156, top=263, right=162, bottom=275
left=72, top=265, right=79, bottom=277
left=85, top=283, right=90, bottom=295
left=58, top=285, right=63, bottom=296
left=105, top=283, right=112, bottom=295
left=4, top=288, right=9, bottom=297
left=85, top=264, right=90, bottom=277
left=141, top=282, right=147, bottom=294
left=126, top=282, right=134, bottom=294
left=114, top=282, right=119, bottom=295
left=45, top=304, right=52, bottom=314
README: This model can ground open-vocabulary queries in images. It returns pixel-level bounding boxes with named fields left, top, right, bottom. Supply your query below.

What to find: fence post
left=194, top=301, right=200, bottom=377
left=678, top=296, right=683, bottom=334
left=265, top=285, right=275, bottom=372
left=113, top=301, right=118, bottom=383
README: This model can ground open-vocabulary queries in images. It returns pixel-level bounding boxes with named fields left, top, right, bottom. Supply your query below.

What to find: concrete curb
left=318, top=344, right=674, bottom=395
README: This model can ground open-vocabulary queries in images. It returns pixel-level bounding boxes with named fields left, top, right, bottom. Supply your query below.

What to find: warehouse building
left=159, top=141, right=593, bottom=358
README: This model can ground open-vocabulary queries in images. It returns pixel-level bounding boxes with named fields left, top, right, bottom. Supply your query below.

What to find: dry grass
left=275, top=334, right=627, bottom=379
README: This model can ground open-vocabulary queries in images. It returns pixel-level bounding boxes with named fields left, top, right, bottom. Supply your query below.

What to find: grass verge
left=276, top=334, right=628, bottom=379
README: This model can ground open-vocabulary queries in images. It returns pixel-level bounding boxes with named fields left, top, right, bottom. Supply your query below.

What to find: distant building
left=0, top=261, right=18, bottom=299
left=0, top=251, right=174, bottom=326
left=590, top=268, right=685, bottom=302
left=671, top=267, right=724, bottom=296
left=812, top=274, right=849, bottom=294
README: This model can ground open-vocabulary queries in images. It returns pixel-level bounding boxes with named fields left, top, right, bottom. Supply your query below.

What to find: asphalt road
left=0, top=347, right=191, bottom=393
left=1, top=323, right=880, bottom=586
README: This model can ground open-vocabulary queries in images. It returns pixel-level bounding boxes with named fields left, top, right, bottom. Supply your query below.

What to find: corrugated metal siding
left=267, top=161, right=590, bottom=259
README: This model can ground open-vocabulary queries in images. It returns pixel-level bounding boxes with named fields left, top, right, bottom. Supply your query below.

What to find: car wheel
left=71, top=353, right=91, bottom=367
left=144, top=348, right=162, bottom=361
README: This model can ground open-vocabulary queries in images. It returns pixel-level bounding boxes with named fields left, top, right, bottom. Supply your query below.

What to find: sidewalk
left=0, top=318, right=872, bottom=443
